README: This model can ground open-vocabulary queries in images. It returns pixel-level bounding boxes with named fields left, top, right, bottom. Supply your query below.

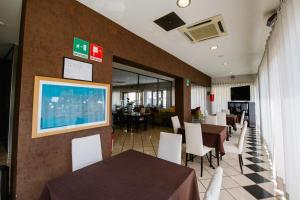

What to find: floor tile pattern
left=112, top=126, right=285, bottom=200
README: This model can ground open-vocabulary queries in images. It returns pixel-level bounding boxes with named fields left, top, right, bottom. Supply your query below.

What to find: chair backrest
left=157, top=132, right=182, bottom=164
left=72, top=134, right=102, bottom=171
left=240, top=111, right=245, bottom=124
left=221, top=109, right=230, bottom=115
left=140, top=107, right=146, bottom=114
left=204, top=167, right=223, bottom=200
left=184, top=122, right=205, bottom=156
left=205, top=115, right=218, bottom=125
left=216, top=112, right=227, bottom=126
left=171, top=116, right=181, bottom=134
left=238, top=121, right=248, bottom=154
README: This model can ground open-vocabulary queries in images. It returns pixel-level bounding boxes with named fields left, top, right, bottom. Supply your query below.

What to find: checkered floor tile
left=112, top=126, right=285, bottom=199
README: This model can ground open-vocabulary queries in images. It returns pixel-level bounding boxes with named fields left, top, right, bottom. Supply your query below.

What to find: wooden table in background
left=226, top=114, right=237, bottom=130
left=178, top=124, right=228, bottom=166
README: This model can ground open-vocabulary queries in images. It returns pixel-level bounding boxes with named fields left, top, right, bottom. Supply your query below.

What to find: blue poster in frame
left=32, top=76, right=110, bottom=138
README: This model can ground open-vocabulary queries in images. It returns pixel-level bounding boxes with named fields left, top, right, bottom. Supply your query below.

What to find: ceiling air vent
left=179, top=15, right=228, bottom=43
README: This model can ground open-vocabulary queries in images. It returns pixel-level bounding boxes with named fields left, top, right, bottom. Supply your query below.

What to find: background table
left=124, top=113, right=151, bottom=132
left=201, top=124, right=228, bottom=155
left=178, top=124, right=227, bottom=167
left=40, top=150, right=199, bottom=200
left=178, top=124, right=227, bottom=155
left=226, top=114, right=237, bottom=131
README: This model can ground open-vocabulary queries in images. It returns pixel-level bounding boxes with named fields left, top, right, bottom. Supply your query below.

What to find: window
left=144, top=91, right=152, bottom=106
left=112, top=68, right=173, bottom=108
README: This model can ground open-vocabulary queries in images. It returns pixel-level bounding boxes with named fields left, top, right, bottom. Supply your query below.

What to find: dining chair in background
left=140, top=107, right=146, bottom=114
left=71, top=134, right=102, bottom=171
left=171, top=116, right=181, bottom=134
left=216, top=112, right=227, bottom=126
left=184, top=122, right=213, bottom=176
left=205, top=115, right=218, bottom=125
left=221, top=109, right=230, bottom=115
left=204, top=109, right=209, bottom=116
left=236, top=110, right=245, bottom=131
left=157, top=132, right=182, bottom=165
left=224, top=121, right=248, bottom=173
left=204, top=167, right=223, bottom=200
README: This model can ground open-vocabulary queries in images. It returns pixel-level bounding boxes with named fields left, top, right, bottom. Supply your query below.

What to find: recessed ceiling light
left=230, top=72, right=233, bottom=74
left=177, top=0, right=191, bottom=8
left=211, top=46, right=218, bottom=50
left=223, top=62, right=228, bottom=66
left=0, top=21, right=5, bottom=26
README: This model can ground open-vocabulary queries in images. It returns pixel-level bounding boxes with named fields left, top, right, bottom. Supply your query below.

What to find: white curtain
left=258, top=0, right=300, bottom=198
left=254, top=76, right=261, bottom=130
left=191, top=84, right=207, bottom=111
left=211, top=83, right=255, bottom=114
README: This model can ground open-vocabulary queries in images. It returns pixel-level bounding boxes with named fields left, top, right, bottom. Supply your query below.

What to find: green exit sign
left=73, top=37, right=89, bottom=59
left=186, top=79, right=190, bottom=86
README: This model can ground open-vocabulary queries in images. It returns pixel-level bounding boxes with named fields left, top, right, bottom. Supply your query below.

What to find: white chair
left=171, top=116, right=181, bottom=134
left=216, top=112, right=227, bottom=126
left=236, top=111, right=245, bottom=130
left=205, top=115, right=217, bottom=125
left=224, top=121, right=248, bottom=173
left=204, top=167, right=223, bottom=200
left=184, top=122, right=213, bottom=176
left=71, top=134, right=102, bottom=171
left=221, top=109, right=230, bottom=115
left=204, top=109, right=209, bottom=116
left=157, top=132, right=182, bottom=164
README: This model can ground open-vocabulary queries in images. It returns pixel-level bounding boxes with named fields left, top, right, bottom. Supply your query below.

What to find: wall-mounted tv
left=231, top=86, right=250, bottom=101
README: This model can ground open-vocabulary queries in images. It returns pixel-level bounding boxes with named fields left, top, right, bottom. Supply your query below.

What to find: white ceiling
left=77, top=0, right=279, bottom=77
left=0, top=0, right=22, bottom=45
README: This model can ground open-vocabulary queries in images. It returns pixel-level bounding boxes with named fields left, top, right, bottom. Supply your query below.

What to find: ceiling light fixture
left=211, top=46, right=218, bottom=50
left=0, top=21, right=5, bottom=26
left=223, top=62, right=228, bottom=66
left=177, top=0, right=191, bottom=8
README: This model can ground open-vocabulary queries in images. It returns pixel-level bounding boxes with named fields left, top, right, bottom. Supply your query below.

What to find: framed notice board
left=32, top=76, right=110, bottom=138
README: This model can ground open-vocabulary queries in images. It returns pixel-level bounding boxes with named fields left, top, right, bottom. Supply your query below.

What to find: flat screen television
left=231, top=86, right=250, bottom=101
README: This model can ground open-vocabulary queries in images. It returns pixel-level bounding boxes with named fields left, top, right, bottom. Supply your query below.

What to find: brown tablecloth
left=201, top=124, right=227, bottom=155
left=40, top=150, right=199, bottom=200
left=178, top=124, right=227, bottom=155
left=226, top=114, right=237, bottom=130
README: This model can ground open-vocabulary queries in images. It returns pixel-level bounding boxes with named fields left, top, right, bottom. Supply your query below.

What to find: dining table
left=40, top=150, right=200, bottom=200
left=124, top=112, right=151, bottom=132
left=178, top=123, right=228, bottom=166
left=226, top=114, right=237, bottom=131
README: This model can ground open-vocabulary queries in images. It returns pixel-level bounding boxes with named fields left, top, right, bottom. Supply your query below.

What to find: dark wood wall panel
left=14, top=0, right=211, bottom=199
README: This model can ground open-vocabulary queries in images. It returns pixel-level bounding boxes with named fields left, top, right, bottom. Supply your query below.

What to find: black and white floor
left=113, top=127, right=286, bottom=199
left=194, top=127, right=285, bottom=200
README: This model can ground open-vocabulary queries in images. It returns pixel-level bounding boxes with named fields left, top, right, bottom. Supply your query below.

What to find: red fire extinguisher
left=209, top=94, right=215, bottom=102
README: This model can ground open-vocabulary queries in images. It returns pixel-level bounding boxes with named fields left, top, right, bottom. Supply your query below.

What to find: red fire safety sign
left=90, top=43, right=103, bottom=63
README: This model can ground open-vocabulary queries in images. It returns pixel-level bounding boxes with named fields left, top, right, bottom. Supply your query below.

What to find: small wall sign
left=73, top=37, right=89, bottom=59
left=90, top=43, right=103, bottom=63
left=186, top=79, right=190, bottom=86
left=63, top=57, right=93, bottom=81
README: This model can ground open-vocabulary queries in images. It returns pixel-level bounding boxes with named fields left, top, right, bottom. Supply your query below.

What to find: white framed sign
left=63, top=57, right=93, bottom=81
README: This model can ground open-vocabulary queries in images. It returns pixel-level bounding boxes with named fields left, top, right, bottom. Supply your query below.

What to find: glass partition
left=112, top=68, right=173, bottom=110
